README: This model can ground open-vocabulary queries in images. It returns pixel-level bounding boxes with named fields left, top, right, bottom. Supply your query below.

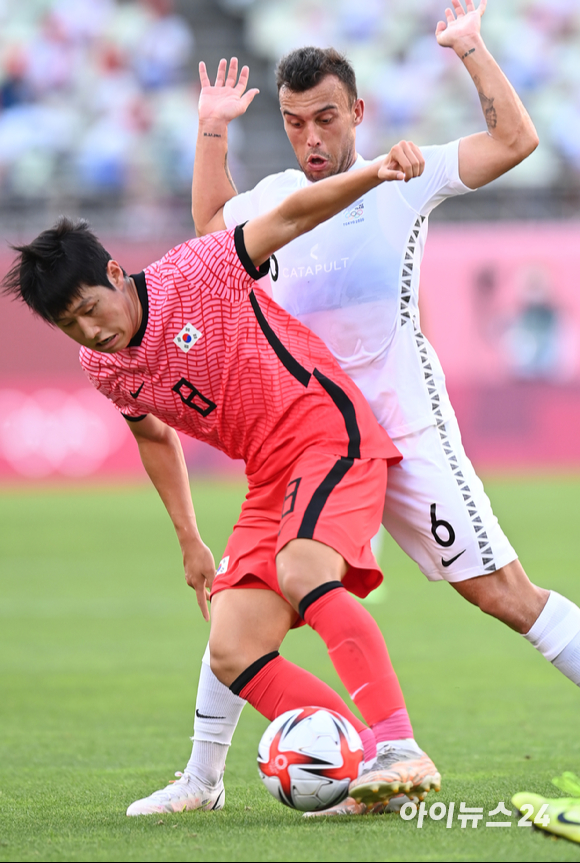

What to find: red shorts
left=211, top=451, right=387, bottom=610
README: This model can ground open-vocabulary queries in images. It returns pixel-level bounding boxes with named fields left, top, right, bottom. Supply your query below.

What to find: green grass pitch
left=1, top=476, right=580, bottom=862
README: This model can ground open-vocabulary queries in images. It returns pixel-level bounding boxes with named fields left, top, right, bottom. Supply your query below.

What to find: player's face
left=55, top=262, right=141, bottom=352
left=279, top=76, right=364, bottom=182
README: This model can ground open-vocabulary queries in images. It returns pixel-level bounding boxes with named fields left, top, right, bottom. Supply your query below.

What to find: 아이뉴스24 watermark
left=400, top=800, right=549, bottom=828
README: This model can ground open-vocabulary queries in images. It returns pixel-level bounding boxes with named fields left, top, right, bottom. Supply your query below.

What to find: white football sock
left=552, top=636, right=580, bottom=685
left=524, top=591, right=580, bottom=686
left=185, top=740, right=227, bottom=789
left=185, top=645, right=246, bottom=787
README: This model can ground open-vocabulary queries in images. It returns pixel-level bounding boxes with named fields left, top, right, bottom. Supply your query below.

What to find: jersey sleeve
left=394, top=140, right=473, bottom=217
left=223, top=189, right=260, bottom=228
left=223, top=172, right=287, bottom=228
left=163, top=228, right=269, bottom=304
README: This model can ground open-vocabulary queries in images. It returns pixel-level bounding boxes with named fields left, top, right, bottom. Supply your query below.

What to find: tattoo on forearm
left=473, top=75, right=498, bottom=131
left=224, top=153, right=236, bottom=193
left=203, top=132, right=222, bottom=138
left=461, top=47, right=476, bottom=60
left=478, top=90, right=497, bottom=130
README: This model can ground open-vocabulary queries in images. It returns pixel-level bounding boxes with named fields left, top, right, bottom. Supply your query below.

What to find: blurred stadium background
left=1, top=0, right=580, bottom=480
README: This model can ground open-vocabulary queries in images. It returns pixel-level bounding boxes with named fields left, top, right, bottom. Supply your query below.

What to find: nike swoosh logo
left=195, top=709, right=226, bottom=720
left=441, top=549, right=466, bottom=568
left=558, top=812, right=580, bottom=826
left=211, top=789, right=225, bottom=810
left=129, top=382, right=145, bottom=399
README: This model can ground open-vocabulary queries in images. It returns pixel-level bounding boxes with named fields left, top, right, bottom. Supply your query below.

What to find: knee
left=208, top=637, right=243, bottom=688
left=276, top=539, right=347, bottom=610
left=276, top=560, right=318, bottom=611
left=276, top=553, right=302, bottom=608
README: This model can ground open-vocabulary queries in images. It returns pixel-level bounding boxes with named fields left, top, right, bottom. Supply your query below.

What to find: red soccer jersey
left=80, top=228, right=400, bottom=480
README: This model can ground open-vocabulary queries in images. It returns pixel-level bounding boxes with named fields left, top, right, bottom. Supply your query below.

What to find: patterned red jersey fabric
left=80, top=228, right=400, bottom=481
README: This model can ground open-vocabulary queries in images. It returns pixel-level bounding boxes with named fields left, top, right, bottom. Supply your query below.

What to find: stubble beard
left=299, top=141, right=357, bottom=183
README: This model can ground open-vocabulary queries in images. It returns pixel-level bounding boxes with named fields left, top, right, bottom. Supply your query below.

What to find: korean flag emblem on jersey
left=174, top=323, right=202, bottom=353
left=216, top=556, right=229, bottom=575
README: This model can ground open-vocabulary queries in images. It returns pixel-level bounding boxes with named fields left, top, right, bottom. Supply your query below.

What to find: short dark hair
left=276, top=47, right=357, bottom=104
left=2, top=217, right=114, bottom=323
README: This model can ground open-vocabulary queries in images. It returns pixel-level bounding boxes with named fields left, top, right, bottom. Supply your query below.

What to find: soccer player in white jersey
left=128, top=0, right=580, bottom=817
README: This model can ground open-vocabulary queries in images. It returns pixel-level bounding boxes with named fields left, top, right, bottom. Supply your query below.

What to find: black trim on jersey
left=313, top=369, right=361, bottom=459
left=229, top=651, right=279, bottom=696
left=249, top=293, right=363, bottom=458
left=297, top=456, right=354, bottom=539
left=298, top=581, right=344, bottom=620
left=234, top=223, right=271, bottom=281
left=270, top=253, right=279, bottom=282
left=127, top=271, right=149, bottom=347
left=123, top=414, right=148, bottom=422
left=249, top=290, right=312, bottom=387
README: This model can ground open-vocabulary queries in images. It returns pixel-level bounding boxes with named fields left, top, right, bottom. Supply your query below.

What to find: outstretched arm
left=192, top=58, right=259, bottom=236
left=126, top=414, right=216, bottom=621
left=436, top=0, right=539, bottom=189
left=243, top=142, right=423, bottom=266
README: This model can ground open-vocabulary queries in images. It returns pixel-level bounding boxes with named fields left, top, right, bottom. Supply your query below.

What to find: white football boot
left=126, top=772, right=225, bottom=816
left=349, top=740, right=440, bottom=807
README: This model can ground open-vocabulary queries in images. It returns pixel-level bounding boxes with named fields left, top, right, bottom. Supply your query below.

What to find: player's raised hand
left=436, top=0, right=486, bottom=50
left=378, top=141, right=425, bottom=183
left=198, top=57, right=259, bottom=125
left=182, top=539, right=216, bottom=622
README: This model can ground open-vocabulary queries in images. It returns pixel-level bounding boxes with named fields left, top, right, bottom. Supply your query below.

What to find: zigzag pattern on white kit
left=399, top=217, right=496, bottom=574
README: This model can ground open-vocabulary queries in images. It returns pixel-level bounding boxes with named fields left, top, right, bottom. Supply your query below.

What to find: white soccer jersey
left=224, top=141, right=471, bottom=439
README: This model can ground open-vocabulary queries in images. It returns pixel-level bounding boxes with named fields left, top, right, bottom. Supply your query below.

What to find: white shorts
left=382, top=415, right=517, bottom=583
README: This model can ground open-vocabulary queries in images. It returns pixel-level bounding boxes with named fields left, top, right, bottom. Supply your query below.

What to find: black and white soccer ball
left=257, top=707, right=364, bottom=812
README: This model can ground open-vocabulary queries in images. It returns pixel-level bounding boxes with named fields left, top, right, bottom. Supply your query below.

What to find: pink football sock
left=302, top=584, right=413, bottom=736
left=372, top=708, right=414, bottom=744
left=237, top=652, right=367, bottom=735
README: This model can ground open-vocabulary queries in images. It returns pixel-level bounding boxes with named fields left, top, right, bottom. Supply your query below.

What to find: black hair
left=276, top=47, right=358, bottom=104
left=2, top=216, right=114, bottom=323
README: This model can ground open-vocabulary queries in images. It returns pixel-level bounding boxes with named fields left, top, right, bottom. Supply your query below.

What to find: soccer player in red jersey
left=4, top=148, right=441, bottom=814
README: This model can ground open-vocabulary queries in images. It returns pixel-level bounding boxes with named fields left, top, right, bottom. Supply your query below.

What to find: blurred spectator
left=0, top=49, right=33, bottom=109
left=135, top=0, right=195, bottom=90
left=504, top=267, right=565, bottom=381
left=0, top=0, right=197, bottom=215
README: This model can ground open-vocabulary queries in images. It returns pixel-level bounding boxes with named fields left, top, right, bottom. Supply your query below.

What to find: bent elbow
left=520, top=125, right=539, bottom=159
left=528, top=130, right=540, bottom=156
left=502, top=126, right=539, bottom=172
left=515, top=122, right=540, bottom=161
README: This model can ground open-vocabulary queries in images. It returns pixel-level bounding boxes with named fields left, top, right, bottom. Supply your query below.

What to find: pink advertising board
left=421, top=222, right=580, bottom=386
left=421, top=222, right=580, bottom=468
